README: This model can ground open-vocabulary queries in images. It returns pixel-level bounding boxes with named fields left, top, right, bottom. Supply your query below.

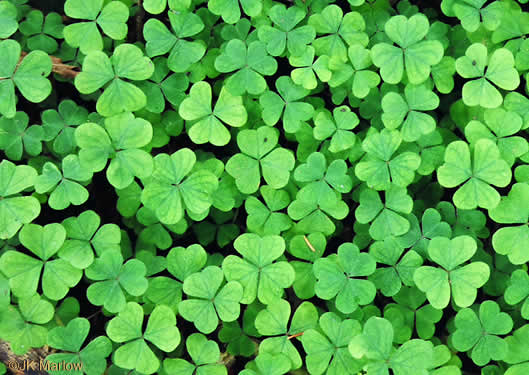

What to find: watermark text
left=6, top=359, right=83, bottom=372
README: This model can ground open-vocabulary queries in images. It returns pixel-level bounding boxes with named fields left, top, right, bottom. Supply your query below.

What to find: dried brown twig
left=18, top=51, right=80, bottom=79
left=136, top=0, right=145, bottom=42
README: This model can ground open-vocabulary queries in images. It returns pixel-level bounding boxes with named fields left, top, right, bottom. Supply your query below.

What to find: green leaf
left=222, top=233, right=294, bottom=304
left=309, top=5, right=368, bottom=61
left=464, top=107, right=528, bottom=166
left=505, top=269, right=529, bottom=319
left=144, top=12, right=205, bottom=73
left=13, top=49, right=52, bottom=104
left=0, top=297, right=52, bottom=355
left=64, top=0, right=128, bottom=54
left=456, top=43, right=519, bottom=108
left=301, top=312, right=362, bottom=375
left=146, top=276, right=183, bottom=314
left=288, top=153, right=351, bottom=235
left=85, top=250, right=148, bottom=313
left=452, top=300, right=513, bottom=365
left=0, top=40, right=52, bottom=118
left=341, top=44, right=381, bottom=98
left=245, top=186, right=292, bottom=235
left=313, top=243, right=376, bottom=314
left=381, top=84, right=439, bottom=142
left=355, top=185, right=413, bottom=240
left=313, top=106, right=358, bottom=153
left=20, top=222, right=66, bottom=261
left=437, top=139, right=511, bottom=209
left=47, top=317, right=112, bottom=375
left=257, top=4, right=315, bottom=56
left=241, top=353, right=292, bottom=375
left=144, top=304, right=181, bottom=351
left=75, top=44, right=154, bottom=116
left=179, top=82, right=247, bottom=146
left=349, top=316, right=393, bottom=361
left=27, top=12, right=60, bottom=45
left=104, top=112, right=154, bottom=189
left=431, top=56, right=456, bottom=94
left=97, top=2, right=128, bottom=40
left=143, top=0, right=166, bottom=14
left=218, top=321, right=255, bottom=358
left=164, top=333, right=227, bottom=375
left=355, top=129, right=421, bottom=190
left=0, top=1, right=18, bottom=39
left=141, top=149, right=219, bottom=224
left=0, top=40, right=20, bottom=119
left=208, top=0, right=262, bottom=24
left=453, top=0, right=503, bottom=32
left=48, top=317, right=90, bottom=352
left=489, top=183, right=529, bottom=264
left=59, top=210, right=121, bottom=269
left=0, top=111, right=43, bottom=161
left=290, top=46, right=331, bottom=90
left=167, top=243, right=207, bottom=282
left=349, top=316, right=434, bottom=374
left=179, top=266, right=243, bottom=334
left=35, top=155, right=92, bottom=210
left=0, top=223, right=83, bottom=300
left=369, top=237, right=423, bottom=297
left=106, top=302, right=180, bottom=374
left=215, top=40, right=277, bottom=95
left=0, top=228, right=83, bottom=300
left=259, top=76, right=314, bottom=133
left=75, top=122, right=112, bottom=173
left=413, top=236, right=490, bottom=309
left=41, top=99, right=88, bottom=155
left=372, top=14, right=443, bottom=84
left=255, top=300, right=318, bottom=369
left=226, top=127, right=295, bottom=194
left=0, top=160, right=40, bottom=239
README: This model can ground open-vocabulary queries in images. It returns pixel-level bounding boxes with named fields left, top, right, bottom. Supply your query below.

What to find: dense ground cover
left=2, top=0, right=529, bottom=374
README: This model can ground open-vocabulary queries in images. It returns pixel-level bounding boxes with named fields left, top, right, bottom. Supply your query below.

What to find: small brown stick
left=303, top=235, right=316, bottom=252
left=218, top=352, right=236, bottom=368
left=287, top=332, right=304, bottom=340
left=19, top=51, right=80, bottom=79
left=136, top=0, right=145, bottom=42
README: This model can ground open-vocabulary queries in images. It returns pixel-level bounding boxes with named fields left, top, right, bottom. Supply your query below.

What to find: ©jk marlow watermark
left=6, top=358, right=83, bottom=372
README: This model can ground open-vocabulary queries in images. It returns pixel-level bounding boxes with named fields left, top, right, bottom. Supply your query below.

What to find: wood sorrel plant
left=1, top=0, right=529, bottom=374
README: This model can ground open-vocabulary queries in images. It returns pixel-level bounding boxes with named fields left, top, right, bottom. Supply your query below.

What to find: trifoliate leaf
left=414, top=235, right=490, bottom=309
